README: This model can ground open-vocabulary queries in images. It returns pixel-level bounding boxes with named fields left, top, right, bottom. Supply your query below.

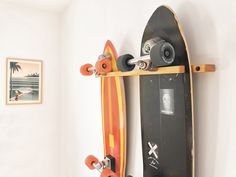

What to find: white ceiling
left=1, top=0, right=71, bottom=12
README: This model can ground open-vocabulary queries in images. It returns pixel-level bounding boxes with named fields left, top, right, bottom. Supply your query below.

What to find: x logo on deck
left=148, top=142, right=158, bottom=159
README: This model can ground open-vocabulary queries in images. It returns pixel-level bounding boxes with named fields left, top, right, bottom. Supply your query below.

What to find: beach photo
left=6, top=58, right=42, bottom=104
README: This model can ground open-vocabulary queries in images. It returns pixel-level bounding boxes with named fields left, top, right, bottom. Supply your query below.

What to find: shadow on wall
left=177, top=2, right=220, bottom=177
left=119, top=37, right=136, bottom=56
left=119, top=37, right=142, bottom=175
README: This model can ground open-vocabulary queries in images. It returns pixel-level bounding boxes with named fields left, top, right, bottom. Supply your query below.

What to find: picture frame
left=6, top=58, right=43, bottom=105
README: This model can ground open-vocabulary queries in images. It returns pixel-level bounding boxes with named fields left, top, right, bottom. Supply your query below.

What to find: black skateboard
left=116, top=5, right=195, bottom=177
left=139, top=6, right=194, bottom=177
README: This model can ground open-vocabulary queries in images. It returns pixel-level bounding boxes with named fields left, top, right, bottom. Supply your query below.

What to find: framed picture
left=6, top=58, right=43, bottom=105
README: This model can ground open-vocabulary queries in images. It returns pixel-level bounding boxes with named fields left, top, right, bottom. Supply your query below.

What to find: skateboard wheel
left=116, top=54, right=135, bottom=72
left=80, top=63, right=93, bottom=76
left=100, top=169, right=117, bottom=177
left=85, top=155, right=99, bottom=170
left=150, top=41, right=175, bottom=67
left=96, top=58, right=112, bottom=74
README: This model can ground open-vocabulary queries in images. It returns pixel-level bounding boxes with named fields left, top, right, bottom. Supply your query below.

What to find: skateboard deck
left=140, top=6, right=194, bottom=177
left=82, top=40, right=126, bottom=177
left=101, top=41, right=127, bottom=177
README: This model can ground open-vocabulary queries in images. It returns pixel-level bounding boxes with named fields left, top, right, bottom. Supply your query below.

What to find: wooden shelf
left=97, top=64, right=215, bottom=77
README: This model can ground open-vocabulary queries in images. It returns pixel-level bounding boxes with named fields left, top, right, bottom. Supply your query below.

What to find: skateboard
left=116, top=5, right=215, bottom=177
left=139, top=6, right=194, bottom=177
left=80, top=40, right=126, bottom=177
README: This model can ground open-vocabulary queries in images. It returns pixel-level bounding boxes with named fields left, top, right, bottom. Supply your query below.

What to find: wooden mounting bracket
left=96, top=64, right=215, bottom=77
left=191, top=64, right=215, bottom=73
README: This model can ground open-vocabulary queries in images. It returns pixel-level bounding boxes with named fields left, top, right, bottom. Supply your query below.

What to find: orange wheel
left=80, top=63, right=93, bottom=76
left=85, top=155, right=99, bottom=170
left=100, top=169, right=117, bottom=177
left=95, top=58, right=112, bottom=74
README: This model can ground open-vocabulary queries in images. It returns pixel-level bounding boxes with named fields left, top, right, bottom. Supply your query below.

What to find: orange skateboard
left=80, top=40, right=126, bottom=177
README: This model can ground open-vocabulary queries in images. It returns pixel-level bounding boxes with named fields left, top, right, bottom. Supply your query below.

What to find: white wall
left=61, top=0, right=236, bottom=177
left=60, top=1, right=105, bottom=176
left=0, top=3, right=61, bottom=177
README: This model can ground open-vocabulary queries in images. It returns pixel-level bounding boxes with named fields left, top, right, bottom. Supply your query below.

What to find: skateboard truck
left=85, top=155, right=116, bottom=177
left=116, top=37, right=215, bottom=75
left=80, top=54, right=112, bottom=76
left=93, top=155, right=115, bottom=173
left=117, top=37, right=176, bottom=71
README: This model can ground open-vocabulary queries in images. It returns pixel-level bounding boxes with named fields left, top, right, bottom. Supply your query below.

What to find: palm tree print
left=9, top=62, right=22, bottom=98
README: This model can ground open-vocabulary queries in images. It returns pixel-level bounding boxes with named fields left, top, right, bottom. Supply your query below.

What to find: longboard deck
left=101, top=40, right=126, bottom=177
left=140, top=6, right=194, bottom=177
